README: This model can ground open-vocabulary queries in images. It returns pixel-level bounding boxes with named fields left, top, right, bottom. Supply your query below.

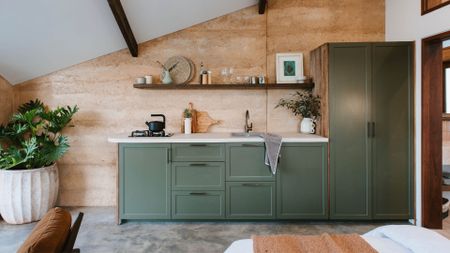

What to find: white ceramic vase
left=300, top=117, right=316, bottom=134
left=184, top=118, right=192, bottom=134
left=0, top=164, right=59, bottom=224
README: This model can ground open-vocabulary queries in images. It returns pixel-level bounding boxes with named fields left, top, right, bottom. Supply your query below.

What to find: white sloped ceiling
left=0, top=0, right=257, bottom=84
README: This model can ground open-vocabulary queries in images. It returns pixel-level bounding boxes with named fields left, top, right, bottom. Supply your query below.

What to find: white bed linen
left=224, top=225, right=450, bottom=253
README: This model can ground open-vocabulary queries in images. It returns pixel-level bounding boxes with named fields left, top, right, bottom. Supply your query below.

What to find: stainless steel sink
left=231, top=132, right=262, bottom=137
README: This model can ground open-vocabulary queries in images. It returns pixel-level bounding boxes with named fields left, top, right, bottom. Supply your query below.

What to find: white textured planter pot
left=0, top=164, right=59, bottom=224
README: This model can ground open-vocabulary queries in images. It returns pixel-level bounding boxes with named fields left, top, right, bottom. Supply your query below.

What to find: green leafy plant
left=0, top=99, right=78, bottom=170
left=184, top=109, right=192, bottom=119
left=276, top=91, right=321, bottom=119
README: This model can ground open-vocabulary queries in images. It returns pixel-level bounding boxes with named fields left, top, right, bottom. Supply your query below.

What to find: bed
left=225, top=225, right=450, bottom=253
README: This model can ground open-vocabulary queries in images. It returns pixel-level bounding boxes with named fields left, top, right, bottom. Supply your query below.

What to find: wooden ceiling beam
left=259, top=0, right=267, bottom=14
left=107, top=0, right=138, bottom=57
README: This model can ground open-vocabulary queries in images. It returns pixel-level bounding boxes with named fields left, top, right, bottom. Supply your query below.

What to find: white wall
left=0, top=0, right=256, bottom=84
left=386, top=0, right=450, bottom=226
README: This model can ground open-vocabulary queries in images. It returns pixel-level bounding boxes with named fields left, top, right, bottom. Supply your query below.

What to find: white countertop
left=108, top=132, right=328, bottom=143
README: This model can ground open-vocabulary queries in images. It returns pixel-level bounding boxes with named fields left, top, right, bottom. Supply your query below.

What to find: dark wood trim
left=133, top=82, right=314, bottom=90
left=107, top=0, right=138, bottom=57
left=258, top=0, right=267, bottom=14
left=422, top=35, right=444, bottom=229
left=422, top=0, right=450, bottom=15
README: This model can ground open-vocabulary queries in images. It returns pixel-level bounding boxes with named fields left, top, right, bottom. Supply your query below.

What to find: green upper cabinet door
left=226, top=143, right=275, bottom=181
left=329, top=43, right=372, bottom=220
left=277, top=143, right=328, bottom=219
left=119, top=144, right=171, bottom=220
left=172, top=143, right=225, bottom=162
left=371, top=43, right=413, bottom=220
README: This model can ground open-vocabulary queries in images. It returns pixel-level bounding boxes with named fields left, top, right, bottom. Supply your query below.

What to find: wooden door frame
left=422, top=30, right=450, bottom=229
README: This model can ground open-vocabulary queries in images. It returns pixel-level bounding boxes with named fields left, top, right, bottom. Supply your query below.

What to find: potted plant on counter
left=276, top=90, right=321, bottom=134
left=0, top=99, right=78, bottom=224
left=184, top=109, right=192, bottom=135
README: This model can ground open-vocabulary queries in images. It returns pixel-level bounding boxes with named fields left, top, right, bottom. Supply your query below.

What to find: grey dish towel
left=258, top=133, right=283, bottom=175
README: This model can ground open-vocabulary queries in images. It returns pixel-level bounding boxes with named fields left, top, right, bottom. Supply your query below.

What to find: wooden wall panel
left=444, top=47, right=450, bottom=62
left=13, top=1, right=385, bottom=206
left=0, top=75, right=13, bottom=125
left=310, top=44, right=329, bottom=138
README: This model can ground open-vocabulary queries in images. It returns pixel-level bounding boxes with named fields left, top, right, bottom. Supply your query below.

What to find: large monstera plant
left=0, top=100, right=78, bottom=170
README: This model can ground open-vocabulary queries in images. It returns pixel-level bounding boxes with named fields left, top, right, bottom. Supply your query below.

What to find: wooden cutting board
left=196, top=111, right=220, bottom=133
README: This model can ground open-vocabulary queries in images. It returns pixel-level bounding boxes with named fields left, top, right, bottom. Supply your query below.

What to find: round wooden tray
left=164, top=56, right=193, bottom=85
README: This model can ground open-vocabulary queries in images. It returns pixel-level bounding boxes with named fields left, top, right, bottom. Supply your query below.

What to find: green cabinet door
left=277, top=143, right=328, bottom=219
left=119, top=144, right=171, bottom=220
left=372, top=43, right=413, bottom=219
left=329, top=43, right=372, bottom=220
left=226, top=143, right=275, bottom=181
left=172, top=191, right=225, bottom=219
left=226, top=182, right=275, bottom=219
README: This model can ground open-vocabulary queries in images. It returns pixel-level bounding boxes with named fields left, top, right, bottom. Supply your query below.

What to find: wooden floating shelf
left=133, top=82, right=314, bottom=90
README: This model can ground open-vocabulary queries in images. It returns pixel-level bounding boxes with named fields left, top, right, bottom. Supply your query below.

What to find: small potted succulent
left=0, top=99, right=78, bottom=224
left=184, top=109, right=192, bottom=135
left=276, top=90, right=321, bottom=134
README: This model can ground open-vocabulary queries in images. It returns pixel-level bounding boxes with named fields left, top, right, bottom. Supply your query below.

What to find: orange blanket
left=252, top=233, right=378, bottom=253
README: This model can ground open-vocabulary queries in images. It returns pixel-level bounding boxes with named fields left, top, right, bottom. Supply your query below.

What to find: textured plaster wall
left=0, top=76, right=13, bottom=125
left=14, top=1, right=385, bottom=206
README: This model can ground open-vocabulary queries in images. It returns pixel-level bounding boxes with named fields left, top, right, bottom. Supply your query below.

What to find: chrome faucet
left=245, top=110, right=253, bottom=133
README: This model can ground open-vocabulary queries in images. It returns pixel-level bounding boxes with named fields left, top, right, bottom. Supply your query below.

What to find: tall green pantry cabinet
left=311, top=42, right=414, bottom=220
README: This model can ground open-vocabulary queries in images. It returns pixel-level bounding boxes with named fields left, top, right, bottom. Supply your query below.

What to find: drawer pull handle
left=242, top=144, right=260, bottom=147
left=189, top=192, right=207, bottom=196
left=242, top=183, right=263, bottom=187
left=190, top=144, right=207, bottom=147
left=190, top=163, right=208, bottom=166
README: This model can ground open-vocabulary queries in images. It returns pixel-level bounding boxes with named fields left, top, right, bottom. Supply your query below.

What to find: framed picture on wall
left=276, top=53, right=305, bottom=83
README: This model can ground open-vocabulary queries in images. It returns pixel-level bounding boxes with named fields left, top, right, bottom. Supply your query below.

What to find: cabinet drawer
left=172, top=191, right=225, bottom=219
left=226, top=182, right=275, bottom=219
left=172, top=144, right=225, bottom=162
left=226, top=143, right=275, bottom=181
left=172, top=162, right=225, bottom=190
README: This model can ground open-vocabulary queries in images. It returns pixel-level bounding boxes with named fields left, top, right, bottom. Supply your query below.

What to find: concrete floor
left=0, top=207, right=398, bottom=253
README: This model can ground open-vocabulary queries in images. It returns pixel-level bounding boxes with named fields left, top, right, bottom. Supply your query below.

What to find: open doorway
left=422, top=31, right=450, bottom=229
left=442, top=39, right=450, bottom=231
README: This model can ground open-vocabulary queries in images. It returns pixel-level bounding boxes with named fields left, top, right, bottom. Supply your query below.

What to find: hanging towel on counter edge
left=259, top=133, right=282, bottom=175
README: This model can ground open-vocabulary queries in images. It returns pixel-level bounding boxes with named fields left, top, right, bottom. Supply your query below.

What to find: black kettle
left=145, top=114, right=166, bottom=132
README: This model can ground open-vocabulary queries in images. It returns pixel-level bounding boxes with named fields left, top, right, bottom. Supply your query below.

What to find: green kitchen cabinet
left=172, top=191, right=225, bottom=219
left=172, top=143, right=225, bottom=162
left=117, top=141, right=329, bottom=222
left=313, top=42, right=413, bottom=220
left=172, top=162, right=225, bottom=191
left=119, top=144, right=171, bottom=221
left=226, top=143, right=275, bottom=181
left=371, top=43, right=413, bottom=220
left=226, top=182, right=275, bottom=219
left=329, top=43, right=372, bottom=220
left=277, top=143, right=328, bottom=219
